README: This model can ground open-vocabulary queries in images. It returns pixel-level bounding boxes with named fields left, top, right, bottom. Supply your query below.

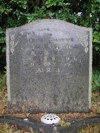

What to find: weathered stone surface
left=6, top=19, right=92, bottom=113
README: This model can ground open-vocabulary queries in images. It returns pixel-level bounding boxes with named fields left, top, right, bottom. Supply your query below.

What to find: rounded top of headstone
left=7, top=19, right=92, bottom=32
left=41, top=114, right=61, bottom=125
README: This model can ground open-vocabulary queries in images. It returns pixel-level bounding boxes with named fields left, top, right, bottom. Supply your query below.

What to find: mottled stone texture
left=6, top=19, right=92, bottom=113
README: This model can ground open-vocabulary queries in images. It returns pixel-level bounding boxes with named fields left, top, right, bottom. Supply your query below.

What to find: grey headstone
left=6, top=19, right=92, bottom=113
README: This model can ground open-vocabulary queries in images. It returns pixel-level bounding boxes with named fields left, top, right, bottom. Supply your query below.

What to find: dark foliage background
left=0, top=1, right=100, bottom=92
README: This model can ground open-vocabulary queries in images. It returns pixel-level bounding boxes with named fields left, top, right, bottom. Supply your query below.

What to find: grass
left=91, top=93, right=100, bottom=113
left=0, top=123, right=35, bottom=133
left=92, top=69, right=100, bottom=92
left=79, top=123, right=100, bottom=133
left=0, top=72, right=6, bottom=91
left=0, top=123, right=21, bottom=133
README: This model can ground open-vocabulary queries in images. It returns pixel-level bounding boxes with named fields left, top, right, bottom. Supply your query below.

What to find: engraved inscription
left=20, top=31, right=79, bottom=74
left=44, top=50, right=51, bottom=66
left=47, top=67, right=51, bottom=73
left=36, top=68, right=44, bottom=73
left=75, top=31, right=89, bottom=53
left=10, top=29, right=82, bottom=73
left=35, top=67, right=61, bottom=73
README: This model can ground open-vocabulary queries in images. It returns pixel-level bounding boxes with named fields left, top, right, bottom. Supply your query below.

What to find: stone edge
left=6, top=19, right=92, bottom=31
left=6, top=29, right=11, bottom=101
left=89, top=28, right=92, bottom=109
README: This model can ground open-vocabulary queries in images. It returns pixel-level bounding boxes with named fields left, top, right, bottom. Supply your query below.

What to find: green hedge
left=0, top=0, right=100, bottom=69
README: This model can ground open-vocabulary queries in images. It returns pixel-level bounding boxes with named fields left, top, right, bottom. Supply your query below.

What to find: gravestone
left=6, top=19, right=92, bottom=113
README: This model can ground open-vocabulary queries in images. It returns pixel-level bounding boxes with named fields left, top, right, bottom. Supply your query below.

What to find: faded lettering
left=36, top=68, right=44, bottom=73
